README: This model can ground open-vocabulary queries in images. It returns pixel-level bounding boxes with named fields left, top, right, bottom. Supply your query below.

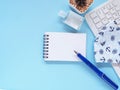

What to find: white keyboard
left=85, top=0, right=120, bottom=36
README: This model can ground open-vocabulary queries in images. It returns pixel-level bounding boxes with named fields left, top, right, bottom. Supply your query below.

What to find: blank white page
left=43, top=32, right=86, bottom=61
left=112, top=64, right=120, bottom=78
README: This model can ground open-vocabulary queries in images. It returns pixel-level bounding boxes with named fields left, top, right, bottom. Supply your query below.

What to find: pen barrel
left=102, top=74, right=118, bottom=90
left=77, top=53, right=118, bottom=90
left=77, top=53, right=103, bottom=76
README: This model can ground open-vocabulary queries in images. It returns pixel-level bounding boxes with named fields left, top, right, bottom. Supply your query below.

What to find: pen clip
left=102, top=74, right=118, bottom=90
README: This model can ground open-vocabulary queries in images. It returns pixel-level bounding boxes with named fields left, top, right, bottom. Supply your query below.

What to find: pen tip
left=74, top=50, right=78, bottom=54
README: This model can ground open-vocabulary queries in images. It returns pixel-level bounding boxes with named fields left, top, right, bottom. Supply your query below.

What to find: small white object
left=112, top=64, right=120, bottom=78
left=58, top=10, right=67, bottom=19
left=58, top=10, right=84, bottom=30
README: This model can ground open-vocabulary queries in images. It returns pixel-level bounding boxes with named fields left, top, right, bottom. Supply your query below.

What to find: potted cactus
left=69, top=0, right=93, bottom=14
left=75, top=0, right=86, bottom=7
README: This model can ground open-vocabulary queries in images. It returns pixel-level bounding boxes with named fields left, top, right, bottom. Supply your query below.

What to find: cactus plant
left=75, top=0, right=86, bottom=7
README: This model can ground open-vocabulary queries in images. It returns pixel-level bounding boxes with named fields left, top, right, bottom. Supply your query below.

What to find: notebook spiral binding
left=43, top=34, right=49, bottom=59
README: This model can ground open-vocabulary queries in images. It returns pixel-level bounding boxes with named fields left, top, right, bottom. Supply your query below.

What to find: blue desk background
left=0, top=0, right=120, bottom=90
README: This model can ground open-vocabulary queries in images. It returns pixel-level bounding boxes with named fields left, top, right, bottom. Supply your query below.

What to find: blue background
left=0, top=0, right=120, bottom=90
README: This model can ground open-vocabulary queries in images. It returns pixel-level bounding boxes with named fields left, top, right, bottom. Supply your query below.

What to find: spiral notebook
left=43, top=32, right=86, bottom=61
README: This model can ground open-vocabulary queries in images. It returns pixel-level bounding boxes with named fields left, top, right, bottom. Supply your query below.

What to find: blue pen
left=74, top=51, right=118, bottom=90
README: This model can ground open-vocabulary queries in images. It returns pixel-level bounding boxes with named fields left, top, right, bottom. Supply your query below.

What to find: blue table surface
left=0, top=0, right=120, bottom=90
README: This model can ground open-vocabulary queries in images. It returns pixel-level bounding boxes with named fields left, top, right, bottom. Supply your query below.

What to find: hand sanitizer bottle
left=58, top=10, right=84, bottom=31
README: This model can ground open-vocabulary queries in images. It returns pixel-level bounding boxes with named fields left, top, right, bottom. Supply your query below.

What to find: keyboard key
left=102, top=6, right=109, bottom=13
left=106, top=4, right=112, bottom=10
left=102, top=18, right=109, bottom=25
left=109, top=17, right=114, bottom=22
left=96, top=22, right=103, bottom=29
left=109, top=3, right=114, bottom=9
left=90, top=12, right=97, bottom=18
left=110, top=8, right=116, bottom=14
left=116, top=18, right=120, bottom=24
left=115, top=5, right=120, bottom=11
left=97, top=9, right=105, bottom=19
left=112, top=0, right=118, bottom=6
left=93, top=17, right=100, bottom=23
left=113, top=13, right=119, bottom=19
left=98, top=29, right=102, bottom=32
left=118, top=11, right=120, bottom=16
left=106, top=12, right=112, bottom=19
